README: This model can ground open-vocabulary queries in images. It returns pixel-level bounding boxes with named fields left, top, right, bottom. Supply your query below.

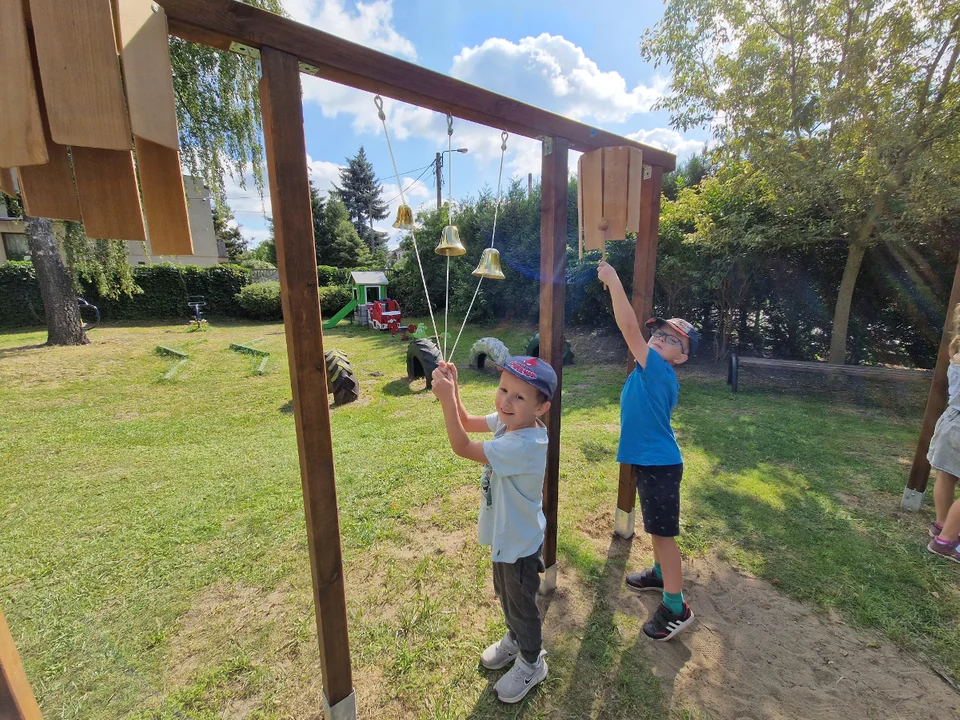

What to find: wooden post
left=1, top=608, right=44, bottom=720
left=615, top=166, right=664, bottom=538
left=258, top=46, right=355, bottom=716
left=539, top=136, right=568, bottom=593
left=905, top=249, right=960, bottom=499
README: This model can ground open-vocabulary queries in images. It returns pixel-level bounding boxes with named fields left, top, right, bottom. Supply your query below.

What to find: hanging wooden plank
left=626, top=148, right=643, bottom=233
left=601, top=146, right=630, bottom=242
left=72, top=148, right=145, bottom=240
left=0, top=169, right=17, bottom=198
left=29, top=0, right=131, bottom=150
left=259, top=46, right=354, bottom=710
left=580, top=147, right=604, bottom=251
left=115, top=0, right=180, bottom=149
left=0, top=0, right=47, bottom=167
left=0, top=608, right=44, bottom=720
left=17, top=124, right=82, bottom=222
left=135, top=137, right=193, bottom=255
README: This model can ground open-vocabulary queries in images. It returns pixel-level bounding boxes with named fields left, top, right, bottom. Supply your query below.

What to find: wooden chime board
left=29, top=0, right=132, bottom=151
left=115, top=0, right=180, bottom=150
left=17, top=126, right=82, bottom=222
left=136, top=137, right=194, bottom=255
left=0, top=169, right=18, bottom=198
left=72, top=147, right=146, bottom=241
left=578, top=146, right=644, bottom=253
left=0, top=0, right=47, bottom=168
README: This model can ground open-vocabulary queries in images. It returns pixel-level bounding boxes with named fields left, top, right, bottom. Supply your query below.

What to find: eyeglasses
left=651, top=329, right=685, bottom=348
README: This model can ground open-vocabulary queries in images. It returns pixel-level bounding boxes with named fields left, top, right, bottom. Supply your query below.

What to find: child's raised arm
left=432, top=366, right=489, bottom=464
left=439, top=361, right=491, bottom=433
left=598, top=261, right=650, bottom=369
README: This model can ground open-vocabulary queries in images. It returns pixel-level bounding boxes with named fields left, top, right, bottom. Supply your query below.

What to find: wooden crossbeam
left=158, top=0, right=676, bottom=168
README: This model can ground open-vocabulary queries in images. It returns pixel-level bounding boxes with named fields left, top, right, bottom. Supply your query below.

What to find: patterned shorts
left=633, top=463, right=683, bottom=537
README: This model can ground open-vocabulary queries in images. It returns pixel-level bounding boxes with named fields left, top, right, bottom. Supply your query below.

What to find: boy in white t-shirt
left=431, top=355, right=557, bottom=704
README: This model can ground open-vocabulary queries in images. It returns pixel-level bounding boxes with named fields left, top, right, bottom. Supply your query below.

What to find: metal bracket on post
left=642, top=164, right=652, bottom=180
left=323, top=689, right=357, bottom=720
left=900, top=487, right=925, bottom=512
left=542, top=137, right=553, bottom=156
left=615, top=508, right=636, bottom=539
left=539, top=563, right=558, bottom=595
left=299, top=61, right=320, bottom=75
left=229, top=42, right=261, bottom=60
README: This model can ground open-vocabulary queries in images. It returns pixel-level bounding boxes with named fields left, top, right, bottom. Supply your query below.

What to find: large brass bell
left=472, top=247, right=505, bottom=280
left=435, top=225, right=466, bottom=256
left=392, top=204, right=415, bottom=230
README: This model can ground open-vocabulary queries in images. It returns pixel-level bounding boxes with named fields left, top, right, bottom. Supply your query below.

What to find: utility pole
left=528, top=172, right=533, bottom=197
left=436, top=152, right=442, bottom=210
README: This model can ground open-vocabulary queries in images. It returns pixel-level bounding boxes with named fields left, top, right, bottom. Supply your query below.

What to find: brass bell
left=392, top=204, right=415, bottom=230
left=435, top=225, right=466, bottom=256
left=472, top=247, right=505, bottom=280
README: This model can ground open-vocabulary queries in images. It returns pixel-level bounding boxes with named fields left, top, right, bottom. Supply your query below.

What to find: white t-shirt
left=478, top=412, right=548, bottom=563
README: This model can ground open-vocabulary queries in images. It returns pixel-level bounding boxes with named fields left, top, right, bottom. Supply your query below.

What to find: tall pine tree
left=312, top=183, right=369, bottom=267
left=332, top=146, right=389, bottom=252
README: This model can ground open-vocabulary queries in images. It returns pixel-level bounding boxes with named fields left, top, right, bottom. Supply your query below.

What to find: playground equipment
left=577, top=145, right=645, bottom=260
left=187, top=295, right=207, bottom=330
left=321, top=271, right=386, bottom=330
left=525, top=332, right=574, bottom=366
left=469, top=337, right=510, bottom=369
left=406, top=339, right=442, bottom=390
left=230, top=341, right=270, bottom=375
left=0, top=0, right=684, bottom=713
left=77, top=297, right=100, bottom=331
left=324, top=350, right=360, bottom=405
left=154, top=346, right=188, bottom=381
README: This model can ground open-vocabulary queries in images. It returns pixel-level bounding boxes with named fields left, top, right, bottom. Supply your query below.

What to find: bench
left=726, top=353, right=933, bottom=392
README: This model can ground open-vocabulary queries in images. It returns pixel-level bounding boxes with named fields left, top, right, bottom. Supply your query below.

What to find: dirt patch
left=564, top=528, right=960, bottom=719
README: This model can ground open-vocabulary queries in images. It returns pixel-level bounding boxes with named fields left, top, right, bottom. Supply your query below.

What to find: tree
left=24, top=218, right=87, bottom=345
left=315, top=192, right=370, bottom=268
left=643, top=0, right=960, bottom=363
left=213, top=208, right=248, bottom=263
left=332, top=146, right=390, bottom=252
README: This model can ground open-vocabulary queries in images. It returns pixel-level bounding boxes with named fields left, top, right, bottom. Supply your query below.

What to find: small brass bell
left=472, top=247, right=505, bottom=280
left=393, top=204, right=415, bottom=230
left=435, top=225, right=466, bottom=256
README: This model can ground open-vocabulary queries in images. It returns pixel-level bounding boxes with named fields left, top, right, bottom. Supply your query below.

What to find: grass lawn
left=1, top=318, right=958, bottom=719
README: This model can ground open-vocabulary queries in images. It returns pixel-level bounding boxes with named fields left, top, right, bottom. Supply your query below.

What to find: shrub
left=235, top=281, right=283, bottom=320
left=0, top=262, right=44, bottom=328
left=317, top=265, right=352, bottom=288
left=318, top=285, right=353, bottom=314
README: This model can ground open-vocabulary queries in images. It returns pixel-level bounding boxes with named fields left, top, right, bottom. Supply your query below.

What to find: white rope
left=374, top=96, right=439, bottom=344
left=443, top=113, right=454, bottom=361
left=449, top=131, right=509, bottom=362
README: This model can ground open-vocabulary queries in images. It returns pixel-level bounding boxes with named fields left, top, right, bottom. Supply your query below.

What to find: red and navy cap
left=645, top=317, right=700, bottom=354
left=495, top=355, right=558, bottom=400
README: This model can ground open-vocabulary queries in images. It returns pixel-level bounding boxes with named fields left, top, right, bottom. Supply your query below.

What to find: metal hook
left=374, top=95, right=385, bottom=122
left=446, top=113, right=454, bottom=136
left=501, top=131, right=509, bottom=151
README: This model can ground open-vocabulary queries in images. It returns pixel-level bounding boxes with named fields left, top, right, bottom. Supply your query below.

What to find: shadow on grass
left=0, top=342, right=48, bottom=357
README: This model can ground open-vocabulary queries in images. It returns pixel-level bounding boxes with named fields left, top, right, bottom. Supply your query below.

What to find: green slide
left=321, top=298, right=358, bottom=329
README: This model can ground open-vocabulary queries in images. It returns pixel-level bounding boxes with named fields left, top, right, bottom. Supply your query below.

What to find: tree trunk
left=827, top=241, right=867, bottom=364
left=25, top=216, right=88, bottom=346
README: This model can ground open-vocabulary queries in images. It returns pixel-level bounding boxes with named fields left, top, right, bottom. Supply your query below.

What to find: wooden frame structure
left=1, top=0, right=674, bottom=717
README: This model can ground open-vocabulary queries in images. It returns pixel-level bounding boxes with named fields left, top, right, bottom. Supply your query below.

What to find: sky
left=223, top=0, right=710, bottom=249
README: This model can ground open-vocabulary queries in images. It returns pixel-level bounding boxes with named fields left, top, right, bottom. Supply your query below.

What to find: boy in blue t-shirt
left=599, top=260, right=699, bottom=641
left=431, top=355, right=557, bottom=703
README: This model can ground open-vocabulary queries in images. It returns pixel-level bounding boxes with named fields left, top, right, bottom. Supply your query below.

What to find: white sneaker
left=480, top=631, right=519, bottom=670
left=494, top=653, right=548, bottom=703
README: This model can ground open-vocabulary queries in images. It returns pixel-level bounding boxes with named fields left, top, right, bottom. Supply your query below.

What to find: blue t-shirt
left=616, top=348, right=682, bottom=466
left=478, top=413, right=548, bottom=563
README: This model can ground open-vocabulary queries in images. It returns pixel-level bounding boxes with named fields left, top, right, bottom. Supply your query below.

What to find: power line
left=382, top=162, right=437, bottom=205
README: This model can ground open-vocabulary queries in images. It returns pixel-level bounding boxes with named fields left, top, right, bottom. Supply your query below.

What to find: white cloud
left=285, top=0, right=415, bottom=59
left=626, top=128, right=705, bottom=159
left=450, top=34, right=667, bottom=124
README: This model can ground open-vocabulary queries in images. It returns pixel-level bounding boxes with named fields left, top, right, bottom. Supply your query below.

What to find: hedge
left=0, top=262, right=45, bottom=328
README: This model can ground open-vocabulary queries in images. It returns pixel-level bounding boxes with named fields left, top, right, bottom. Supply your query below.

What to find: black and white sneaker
left=642, top=602, right=695, bottom=641
left=625, top=567, right=664, bottom=593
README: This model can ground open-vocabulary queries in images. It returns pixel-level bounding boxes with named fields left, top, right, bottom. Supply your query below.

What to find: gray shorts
left=927, top=407, right=960, bottom=478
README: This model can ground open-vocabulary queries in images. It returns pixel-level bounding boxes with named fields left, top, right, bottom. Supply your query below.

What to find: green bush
left=235, top=281, right=282, bottom=320
left=318, top=285, right=353, bottom=314
left=317, top=265, right=352, bottom=287
left=0, top=262, right=44, bottom=328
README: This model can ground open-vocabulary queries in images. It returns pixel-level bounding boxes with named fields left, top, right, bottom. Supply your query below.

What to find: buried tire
left=469, top=337, right=510, bottom=369
left=324, top=349, right=360, bottom=405
left=524, top=332, right=574, bottom=366
left=407, top=339, right=442, bottom=389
